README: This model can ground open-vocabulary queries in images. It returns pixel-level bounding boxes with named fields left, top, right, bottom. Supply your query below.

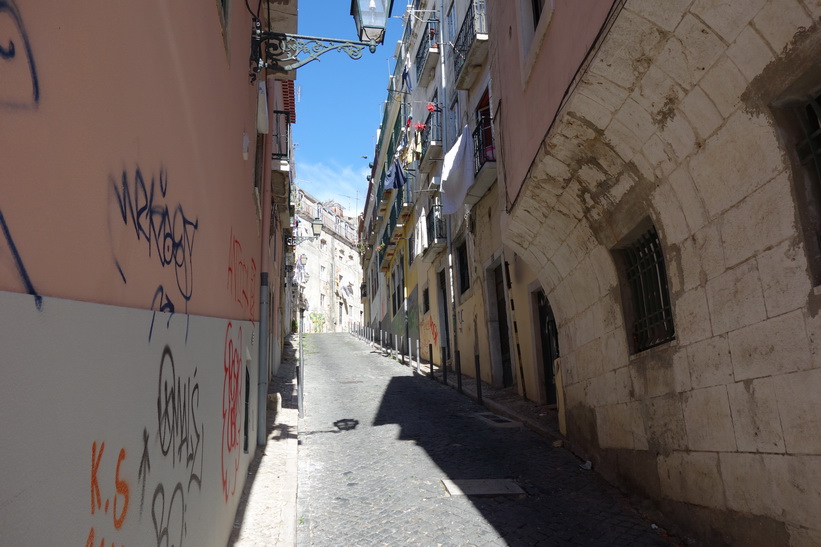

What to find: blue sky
left=293, top=0, right=405, bottom=216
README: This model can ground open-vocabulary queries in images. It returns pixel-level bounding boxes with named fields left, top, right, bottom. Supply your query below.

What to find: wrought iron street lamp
left=250, top=0, right=395, bottom=74
left=288, top=216, right=323, bottom=246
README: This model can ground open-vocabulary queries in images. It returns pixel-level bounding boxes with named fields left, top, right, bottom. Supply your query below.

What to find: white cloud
left=294, top=161, right=371, bottom=216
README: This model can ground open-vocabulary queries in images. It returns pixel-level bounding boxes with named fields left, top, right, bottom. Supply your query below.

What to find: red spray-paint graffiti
left=227, top=228, right=257, bottom=325
left=222, top=322, right=243, bottom=502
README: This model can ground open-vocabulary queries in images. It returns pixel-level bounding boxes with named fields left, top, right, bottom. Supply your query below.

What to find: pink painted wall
left=488, top=0, right=614, bottom=205
left=0, top=0, right=271, bottom=323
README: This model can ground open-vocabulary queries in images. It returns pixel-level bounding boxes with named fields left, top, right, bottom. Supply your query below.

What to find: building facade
left=0, top=0, right=297, bottom=544
left=290, top=188, right=363, bottom=334
left=363, top=0, right=821, bottom=544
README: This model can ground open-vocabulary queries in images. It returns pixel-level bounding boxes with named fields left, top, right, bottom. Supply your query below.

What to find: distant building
left=290, top=187, right=363, bottom=334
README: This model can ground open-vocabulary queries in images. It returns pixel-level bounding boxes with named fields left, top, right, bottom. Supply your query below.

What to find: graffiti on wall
left=0, top=0, right=39, bottom=109
left=0, top=210, right=41, bottom=310
left=425, top=315, right=439, bottom=347
left=134, top=345, right=204, bottom=547
left=227, top=228, right=257, bottom=324
left=222, top=322, right=243, bottom=503
left=86, top=442, right=130, bottom=547
left=109, top=167, right=199, bottom=341
left=309, top=312, right=325, bottom=333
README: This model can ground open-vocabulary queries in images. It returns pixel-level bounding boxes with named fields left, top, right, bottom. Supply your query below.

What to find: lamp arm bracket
left=251, top=25, right=377, bottom=72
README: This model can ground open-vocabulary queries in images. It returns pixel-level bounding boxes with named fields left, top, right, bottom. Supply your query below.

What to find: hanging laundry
left=441, top=125, right=474, bottom=214
left=402, top=66, right=413, bottom=93
left=383, top=159, right=407, bottom=190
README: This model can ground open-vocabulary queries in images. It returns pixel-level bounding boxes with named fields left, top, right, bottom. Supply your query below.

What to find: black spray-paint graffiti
left=137, top=346, right=203, bottom=547
left=110, top=167, right=199, bottom=341
left=0, top=0, right=39, bottom=109
left=0, top=209, right=42, bottom=310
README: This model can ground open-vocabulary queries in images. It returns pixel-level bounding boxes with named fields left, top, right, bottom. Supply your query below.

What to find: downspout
left=257, top=76, right=275, bottom=447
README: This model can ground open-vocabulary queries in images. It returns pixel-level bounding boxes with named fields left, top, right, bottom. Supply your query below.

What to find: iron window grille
left=452, top=0, right=487, bottom=80
left=456, top=241, right=470, bottom=294
left=622, top=227, right=675, bottom=353
left=426, top=204, right=446, bottom=247
left=415, top=19, right=439, bottom=82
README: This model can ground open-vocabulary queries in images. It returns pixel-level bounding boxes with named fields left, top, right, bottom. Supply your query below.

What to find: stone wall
left=501, top=1, right=821, bottom=544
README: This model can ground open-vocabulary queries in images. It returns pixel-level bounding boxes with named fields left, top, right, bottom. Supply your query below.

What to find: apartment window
left=456, top=241, right=470, bottom=294
left=408, top=231, right=416, bottom=265
left=447, top=95, right=461, bottom=148
left=615, top=224, right=675, bottom=353
left=423, top=287, right=430, bottom=313
left=320, top=293, right=325, bottom=307
left=531, top=0, right=546, bottom=28
left=216, top=0, right=231, bottom=54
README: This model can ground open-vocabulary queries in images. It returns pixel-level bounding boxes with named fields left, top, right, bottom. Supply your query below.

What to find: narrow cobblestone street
left=295, top=333, right=679, bottom=546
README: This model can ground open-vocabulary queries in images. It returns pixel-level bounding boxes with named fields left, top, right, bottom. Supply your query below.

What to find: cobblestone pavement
left=296, top=333, right=680, bottom=547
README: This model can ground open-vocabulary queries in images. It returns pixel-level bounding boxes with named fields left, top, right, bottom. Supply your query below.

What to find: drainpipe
left=257, top=76, right=275, bottom=447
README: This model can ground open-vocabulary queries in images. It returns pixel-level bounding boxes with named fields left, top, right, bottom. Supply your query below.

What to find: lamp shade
left=311, top=217, right=323, bottom=237
left=350, top=0, right=394, bottom=44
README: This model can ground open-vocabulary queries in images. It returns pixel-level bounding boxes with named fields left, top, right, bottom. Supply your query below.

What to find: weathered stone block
left=669, top=165, right=709, bottom=235
left=614, top=364, right=633, bottom=403
left=689, top=112, right=783, bottom=218
left=656, top=14, right=725, bottom=88
left=657, top=451, right=725, bottom=508
left=673, top=348, right=692, bottom=392
left=727, top=377, right=786, bottom=453
left=628, top=400, right=649, bottom=450
left=691, top=0, right=767, bottom=43
left=757, top=238, right=810, bottom=318
left=642, top=133, right=678, bottom=178
left=597, top=402, right=633, bottom=449
left=687, top=335, right=733, bottom=389
left=720, top=452, right=778, bottom=515
left=753, top=0, right=814, bottom=54
left=626, top=0, right=690, bottom=32
left=674, top=287, right=712, bottom=345
left=774, top=368, right=821, bottom=454
left=683, top=385, right=737, bottom=451
left=720, top=173, right=795, bottom=268
left=660, top=112, right=698, bottom=165
left=631, top=65, right=686, bottom=127
left=728, top=309, right=811, bottom=381
left=644, top=393, right=688, bottom=454
left=699, top=55, right=748, bottom=118
left=572, top=90, right=616, bottom=131
left=770, top=454, right=821, bottom=529
left=726, top=25, right=776, bottom=81
left=706, top=260, right=767, bottom=335
left=606, top=118, right=644, bottom=162
left=680, top=85, right=723, bottom=140
left=652, top=181, right=690, bottom=245
left=590, top=9, right=668, bottom=90
left=679, top=222, right=725, bottom=292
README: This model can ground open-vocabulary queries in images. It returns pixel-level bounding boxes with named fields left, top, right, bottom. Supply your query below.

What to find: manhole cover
left=442, top=479, right=525, bottom=497
left=474, top=412, right=522, bottom=428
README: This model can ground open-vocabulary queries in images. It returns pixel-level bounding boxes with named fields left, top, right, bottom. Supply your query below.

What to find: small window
left=408, top=231, right=416, bottom=265
left=456, top=241, right=470, bottom=294
left=423, top=287, right=430, bottom=313
left=614, top=224, right=675, bottom=353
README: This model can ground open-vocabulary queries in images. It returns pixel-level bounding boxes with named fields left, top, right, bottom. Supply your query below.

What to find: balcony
left=270, top=110, right=293, bottom=221
left=415, top=20, right=439, bottom=88
left=422, top=204, right=447, bottom=262
left=420, top=109, right=443, bottom=173
left=464, top=117, right=497, bottom=206
left=452, top=1, right=489, bottom=90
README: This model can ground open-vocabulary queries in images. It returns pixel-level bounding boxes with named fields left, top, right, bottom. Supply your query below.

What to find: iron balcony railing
left=415, top=19, right=439, bottom=82
left=472, top=115, right=495, bottom=175
left=271, top=110, right=292, bottom=161
left=452, top=0, right=487, bottom=81
left=421, top=109, right=442, bottom=159
left=426, top=204, right=446, bottom=247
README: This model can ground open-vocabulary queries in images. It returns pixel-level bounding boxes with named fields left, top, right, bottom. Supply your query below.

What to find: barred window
left=617, top=225, right=675, bottom=353
left=456, top=241, right=470, bottom=294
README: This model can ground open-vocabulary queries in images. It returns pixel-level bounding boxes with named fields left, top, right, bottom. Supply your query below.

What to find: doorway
left=437, top=269, right=450, bottom=363
left=536, top=289, right=558, bottom=405
left=493, top=265, right=514, bottom=388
